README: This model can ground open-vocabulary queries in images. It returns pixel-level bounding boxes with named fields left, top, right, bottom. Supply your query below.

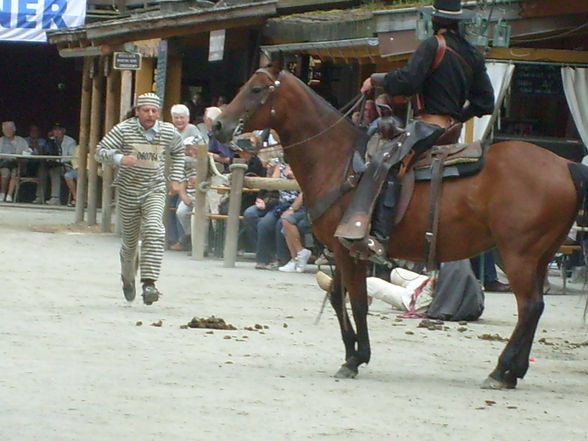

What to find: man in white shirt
left=36, top=123, right=76, bottom=205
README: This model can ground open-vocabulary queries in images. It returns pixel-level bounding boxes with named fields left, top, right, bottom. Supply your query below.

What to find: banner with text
left=0, top=0, right=86, bottom=42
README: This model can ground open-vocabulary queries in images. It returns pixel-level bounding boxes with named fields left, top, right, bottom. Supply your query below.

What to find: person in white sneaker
left=0, top=121, right=29, bottom=202
left=278, top=193, right=313, bottom=273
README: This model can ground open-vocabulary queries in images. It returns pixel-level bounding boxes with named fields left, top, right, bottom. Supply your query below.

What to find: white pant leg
left=366, top=277, right=412, bottom=311
left=390, top=267, right=429, bottom=291
left=176, top=200, right=193, bottom=234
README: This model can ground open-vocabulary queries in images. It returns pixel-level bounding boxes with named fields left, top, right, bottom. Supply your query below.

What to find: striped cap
left=135, top=93, right=161, bottom=109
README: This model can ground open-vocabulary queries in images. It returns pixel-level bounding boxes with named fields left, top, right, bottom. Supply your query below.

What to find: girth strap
left=425, top=150, right=448, bottom=271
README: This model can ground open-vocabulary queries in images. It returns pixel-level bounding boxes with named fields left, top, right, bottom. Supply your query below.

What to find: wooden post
left=101, top=65, right=120, bottom=232
left=223, top=159, right=248, bottom=268
left=163, top=54, right=182, bottom=122
left=464, top=119, right=475, bottom=144
left=134, top=57, right=154, bottom=96
left=75, top=57, right=93, bottom=223
left=191, top=145, right=210, bottom=261
left=115, top=70, right=134, bottom=235
left=87, top=57, right=105, bottom=225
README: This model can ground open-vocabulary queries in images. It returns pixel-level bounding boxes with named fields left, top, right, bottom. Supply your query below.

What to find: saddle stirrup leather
left=335, top=121, right=445, bottom=243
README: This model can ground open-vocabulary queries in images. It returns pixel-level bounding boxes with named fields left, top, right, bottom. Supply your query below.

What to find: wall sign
left=208, top=29, right=225, bottom=62
left=113, top=52, right=142, bottom=70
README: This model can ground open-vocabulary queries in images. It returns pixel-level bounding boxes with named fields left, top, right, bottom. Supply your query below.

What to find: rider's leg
left=335, top=120, right=444, bottom=243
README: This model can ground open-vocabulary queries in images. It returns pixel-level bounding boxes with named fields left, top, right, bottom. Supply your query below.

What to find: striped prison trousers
left=119, top=190, right=166, bottom=282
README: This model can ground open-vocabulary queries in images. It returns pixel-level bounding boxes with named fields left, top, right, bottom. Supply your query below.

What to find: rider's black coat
left=383, top=30, right=495, bottom=121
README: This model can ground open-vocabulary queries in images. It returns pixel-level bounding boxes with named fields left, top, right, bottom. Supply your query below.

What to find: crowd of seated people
left=0, top=121, right=77, bottom=205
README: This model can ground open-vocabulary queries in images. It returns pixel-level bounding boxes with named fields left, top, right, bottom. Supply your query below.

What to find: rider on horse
left=335, top=0, right=495, bottom=256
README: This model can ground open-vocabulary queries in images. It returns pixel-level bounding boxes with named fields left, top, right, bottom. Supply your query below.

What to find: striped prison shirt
left=95, top=117, right=185, bottom=196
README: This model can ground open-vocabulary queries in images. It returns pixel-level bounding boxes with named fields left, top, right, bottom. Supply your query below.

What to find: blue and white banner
left=0, top=0, right=85, bottom=42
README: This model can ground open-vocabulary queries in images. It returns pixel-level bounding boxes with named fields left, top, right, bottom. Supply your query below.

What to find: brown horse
left=213, top=60, right=587, bottom=389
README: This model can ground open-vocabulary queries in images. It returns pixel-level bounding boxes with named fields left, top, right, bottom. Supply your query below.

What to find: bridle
left=232, top=67, right=365, bottom=150
left=231, top=67, right=284, bottom=140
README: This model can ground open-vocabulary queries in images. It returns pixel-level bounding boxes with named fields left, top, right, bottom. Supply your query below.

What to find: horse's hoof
left=334, top=365, right=358, bottom=379
left=480, top=376, right=515, bottom=390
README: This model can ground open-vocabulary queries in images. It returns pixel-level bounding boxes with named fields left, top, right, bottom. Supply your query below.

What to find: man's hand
left=180, top=194, right=193, bottom=206
left=120, top=155, right=138, bottom=167
left=168, top=180, right=182, bottom=196
left=361, top=77, right=373, bottom=94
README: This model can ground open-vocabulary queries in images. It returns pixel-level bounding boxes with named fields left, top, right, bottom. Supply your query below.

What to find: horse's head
left=213, top=55, right=284, bottom=144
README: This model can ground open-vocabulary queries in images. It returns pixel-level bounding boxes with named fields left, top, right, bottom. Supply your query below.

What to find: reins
left=252, top=68, right=366, bottom=151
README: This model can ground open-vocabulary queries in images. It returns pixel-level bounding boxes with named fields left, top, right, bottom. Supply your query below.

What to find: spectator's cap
left=135, top=92, right=161, bottom=109
left=52, top=123, right=66, bottom=130
left=418, top=0, right=475, bottom=20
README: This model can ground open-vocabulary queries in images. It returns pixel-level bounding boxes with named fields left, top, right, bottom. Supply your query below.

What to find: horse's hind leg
left=482, top=256, right=546, bottom=389
left=331, top=248, right=370, bottom=379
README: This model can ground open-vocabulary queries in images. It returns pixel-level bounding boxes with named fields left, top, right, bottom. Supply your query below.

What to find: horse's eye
left=251, top=86, right=263, bottom=94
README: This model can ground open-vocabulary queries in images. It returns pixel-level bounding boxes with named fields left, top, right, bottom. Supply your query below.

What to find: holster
left=335, top=120, right=444, bottom=241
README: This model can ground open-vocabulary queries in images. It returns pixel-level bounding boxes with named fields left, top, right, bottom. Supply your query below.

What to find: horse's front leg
left=332, top=247, right=370, bottom=379
left=328, top=267, right=356, bottom=363
left=482, top=257, right=545, bottom=389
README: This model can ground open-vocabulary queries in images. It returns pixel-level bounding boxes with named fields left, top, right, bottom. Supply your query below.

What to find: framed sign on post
left=209, top=29, right=226, bottom=62
left=113, top=52, right=142, bottom=70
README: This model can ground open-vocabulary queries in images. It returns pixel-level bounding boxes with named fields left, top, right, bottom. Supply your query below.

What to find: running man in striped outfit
left=96, top=93, right=185, bottom=305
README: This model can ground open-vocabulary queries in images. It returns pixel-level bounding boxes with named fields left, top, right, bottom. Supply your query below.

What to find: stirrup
left=337, top=235, right=386, bottom=261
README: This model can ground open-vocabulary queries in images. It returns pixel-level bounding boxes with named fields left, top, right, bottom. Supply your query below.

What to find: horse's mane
left=282, top=70, right=364, bottom=139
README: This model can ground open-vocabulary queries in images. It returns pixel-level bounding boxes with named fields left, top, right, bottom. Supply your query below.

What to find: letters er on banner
left=0, top=0, right=86, bottom=42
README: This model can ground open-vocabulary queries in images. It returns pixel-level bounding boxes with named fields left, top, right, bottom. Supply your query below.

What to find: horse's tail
left=567, top=162, right=588, bottom=322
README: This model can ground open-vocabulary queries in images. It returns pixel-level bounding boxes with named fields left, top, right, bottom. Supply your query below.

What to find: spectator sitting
left=470, top=251, right=511, bottom=292
left=231, top=132, right=266, bottom=214
left=243, top=160, right=296, bottom=270
left=167, top=103, right=206, bottom=249
left=170, top=139, right=198, bottom=251
left=36, top=123, right=76, bottom=205
left=0, top=121, right=30, bottom=202
left=204, top=106, right=233, bottom=216
left=171, top=104, right=202, bottom=141
left=25, top=124, right=47, bottom=155
left=64, top=145, right=79, bottom=207
left=278, top=192, right=313, bottom=273
left=24, top=124, right=47, bottom=179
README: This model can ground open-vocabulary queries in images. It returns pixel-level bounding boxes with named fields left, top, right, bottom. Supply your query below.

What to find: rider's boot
left=335, top=120, right=444, bottom=259
left=369, top=171, right=402, bottom=252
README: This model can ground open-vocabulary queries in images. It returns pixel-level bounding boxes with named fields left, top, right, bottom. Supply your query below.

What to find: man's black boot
left=371, top=173, right=401, bottom=243
left=141, top=279, right=161, bottom=305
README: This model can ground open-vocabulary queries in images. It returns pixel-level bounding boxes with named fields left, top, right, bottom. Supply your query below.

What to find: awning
left=47, top=1, right=277, bottom=47
left=261, top=38, right=380, bottom=61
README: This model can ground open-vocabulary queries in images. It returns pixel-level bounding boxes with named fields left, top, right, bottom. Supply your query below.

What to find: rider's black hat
left=418, top=0, right=475, bottom=20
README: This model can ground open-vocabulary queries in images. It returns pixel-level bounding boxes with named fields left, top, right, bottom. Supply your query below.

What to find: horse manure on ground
left=185, top=316, right=237, bottom=330
left=417, top=319, right=445, bottom=331
left=478, top=333, right=509, bottom=342
left=151, top=320, right=163, bottom=327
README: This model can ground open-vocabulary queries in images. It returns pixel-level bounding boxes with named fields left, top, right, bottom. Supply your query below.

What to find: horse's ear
left=270, top=51, right=284, bottom=72
left=259, top=49, right=271, bottom=68
left=259, top=50, right=284, bottom=75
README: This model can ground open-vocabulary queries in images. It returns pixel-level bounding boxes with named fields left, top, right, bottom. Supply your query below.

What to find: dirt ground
left=1, top=206, right=587, bottom=441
